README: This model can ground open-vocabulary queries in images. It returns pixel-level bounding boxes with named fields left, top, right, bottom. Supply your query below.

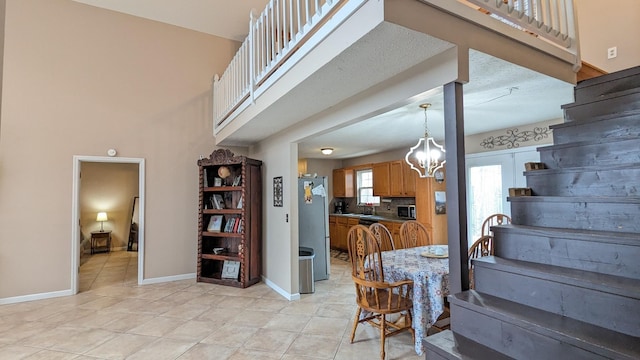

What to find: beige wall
left=0, top=0, right=239, bottom=299
left=80, top=162, right=139, bottom=249
left=576, top=0, right=640, bottom=73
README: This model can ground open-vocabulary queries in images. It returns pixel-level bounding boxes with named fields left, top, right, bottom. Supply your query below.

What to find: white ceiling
left=73, top=0, right=575, bottom=160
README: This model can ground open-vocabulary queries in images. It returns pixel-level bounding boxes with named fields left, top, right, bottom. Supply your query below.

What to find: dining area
left=344, top=215, right=508, bottom=359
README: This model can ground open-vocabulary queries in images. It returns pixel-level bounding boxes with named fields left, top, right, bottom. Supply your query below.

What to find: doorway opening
left=71, top=156, right=145, bottom=294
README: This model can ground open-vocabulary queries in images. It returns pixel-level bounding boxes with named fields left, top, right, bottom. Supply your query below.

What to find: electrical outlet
left=607, top=46, right=617, bottom=59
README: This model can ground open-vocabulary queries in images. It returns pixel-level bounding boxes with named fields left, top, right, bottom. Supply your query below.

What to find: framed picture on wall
left=435, top=191, right=446, bottom=215
left=273, top=176, right=283, bottom=207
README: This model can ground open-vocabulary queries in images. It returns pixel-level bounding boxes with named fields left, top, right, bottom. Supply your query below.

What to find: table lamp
left=96, top=212, right=108, bottom=232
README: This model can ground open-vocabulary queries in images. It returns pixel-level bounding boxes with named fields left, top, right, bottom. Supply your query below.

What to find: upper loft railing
left=212, top=0, right=579, bottom=130
left=213, top=0, right=348, bottom=129
left=461, top=0, right=578, bottom=49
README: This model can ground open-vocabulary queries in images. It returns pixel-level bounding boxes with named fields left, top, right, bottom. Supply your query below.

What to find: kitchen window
left=356, top=169, right=375, bottom=205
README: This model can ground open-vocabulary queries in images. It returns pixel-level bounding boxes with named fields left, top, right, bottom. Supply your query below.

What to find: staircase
left=424, top=66, right=640, bottom=359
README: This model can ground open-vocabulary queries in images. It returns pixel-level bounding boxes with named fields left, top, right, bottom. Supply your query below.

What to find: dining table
left=381, top=244, right=450, bottom=355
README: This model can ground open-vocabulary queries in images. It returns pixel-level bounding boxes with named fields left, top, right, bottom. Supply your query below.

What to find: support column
left=444, top=81, right=469, bottom=294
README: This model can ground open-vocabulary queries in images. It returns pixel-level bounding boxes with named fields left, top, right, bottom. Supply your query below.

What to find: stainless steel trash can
left=299, top=247, right=315, bottom=294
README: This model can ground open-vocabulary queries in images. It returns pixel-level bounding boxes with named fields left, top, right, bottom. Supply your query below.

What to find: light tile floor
left=0, top=251, right=423, bottom=359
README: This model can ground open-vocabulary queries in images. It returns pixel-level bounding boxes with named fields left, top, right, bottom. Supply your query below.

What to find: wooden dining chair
left=399, top=220, right=432, bottom=248
left=468, top=235, right=494, bottom=289
left=369, top=223, right=395, bottom=251
left=347, top=225, right=414, bottom=360
left=481, top=213, right=511, bottom=237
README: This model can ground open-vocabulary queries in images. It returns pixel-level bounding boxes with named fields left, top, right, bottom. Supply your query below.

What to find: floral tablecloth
left=381, top=245, right=450, bottom=355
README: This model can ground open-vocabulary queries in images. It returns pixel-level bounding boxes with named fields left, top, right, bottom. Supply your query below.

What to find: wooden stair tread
left=507, top=195, right=640, bottom=204
left=474, top=256, right=640, bottom=299
left=424, top=330, right=513, bottom=360
left=451, top=290, right=640, bottom=360
left=575, top=65, right=640, bottom=89
left=536, top=134, right=640, bottom=151
left=492, top=224, right=640, bottom=246
left=550, top=108, right=640, bottom=129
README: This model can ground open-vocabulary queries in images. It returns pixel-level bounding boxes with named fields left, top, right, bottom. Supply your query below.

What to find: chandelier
left=405, top=103, right=445, bottom=178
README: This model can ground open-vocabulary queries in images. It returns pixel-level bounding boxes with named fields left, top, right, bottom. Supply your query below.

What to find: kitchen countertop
left=329, top=213, right=411, bottom=223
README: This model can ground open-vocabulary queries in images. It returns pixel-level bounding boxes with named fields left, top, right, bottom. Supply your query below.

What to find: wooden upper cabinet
left=389, top=161, right=404, bottom=196
left=386, top=160, right=417, bottom=197
left=333, top=168, right=354, bottom=197
left=402, top=161, right=417, bottom=197
left=372, top=162, right=391, bottom=197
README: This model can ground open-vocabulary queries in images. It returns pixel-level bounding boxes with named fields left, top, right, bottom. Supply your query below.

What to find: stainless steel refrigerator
left=298, top=177, right=330, bottom=281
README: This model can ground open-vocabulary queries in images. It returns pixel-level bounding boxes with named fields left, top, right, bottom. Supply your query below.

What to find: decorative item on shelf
left=405, top=103, right=445, bottom=178
left=509, top=187, right=533, bottom=197
left=96, top=212, right=108, bottom=232
left=218, top=166, right=231, bottom=179
left=221, top=260, right=240, bottom=279
left=524, top=162, right=546, bottom=171
left=321, top=148, right=333, bottom=155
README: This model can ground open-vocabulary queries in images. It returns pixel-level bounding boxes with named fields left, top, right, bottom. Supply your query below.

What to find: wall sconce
left=321, top=148, right=334, bottom=155
left=96, top=212, right=108, bottom=232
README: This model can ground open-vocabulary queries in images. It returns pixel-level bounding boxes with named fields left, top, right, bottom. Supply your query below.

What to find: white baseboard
left=262, top=276, right=299, bottom=301
left=0, top=289, right=72, bottom=305
left=140, top=273, right=195, bottom=285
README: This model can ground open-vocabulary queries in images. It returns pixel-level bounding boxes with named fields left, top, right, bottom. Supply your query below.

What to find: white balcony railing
left=464, top=0, right=578, bottom=49
left=213, top=0, right=579, bottom=130
left=213, top=0, right=346, bottom=128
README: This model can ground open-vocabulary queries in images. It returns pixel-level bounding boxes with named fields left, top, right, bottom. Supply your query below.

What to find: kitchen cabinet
left=390, top=161, right=417, bottom=197
left=415, top=172, right=447, bottom=244
left=332, top=216, right=358, bottom=251
left=333, top=168, right=354, bottom=198
left=372, top=162, right=391, bottom=197
left=373, top=161, right=416, bottom=197
left=329, top=216, right=338, bottom=249
left=378, top=221, right=401, bottom=248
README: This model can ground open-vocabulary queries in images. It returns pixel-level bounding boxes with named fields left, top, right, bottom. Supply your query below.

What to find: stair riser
left=492, top=229, right=640, bottom=280
left=473, top=265, right=640, bottom=337
left=539, top=139, right=640, bottom=169
left=509, top=199, right=640, bottom=233
left=525, top=168, right=640, bottom=197
left=563, top=92, right=640, bottom=122
left=551, top=114, right=640, bottom=144
left=574, top=67, right=640, bottom=103
left=450, top=304, right=608, bottom=360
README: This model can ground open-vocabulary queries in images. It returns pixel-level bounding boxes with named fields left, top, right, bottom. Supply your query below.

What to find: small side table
left=91, top=231, right=112, bottom=254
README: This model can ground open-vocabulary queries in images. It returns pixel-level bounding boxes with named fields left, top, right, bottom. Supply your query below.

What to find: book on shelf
left=233, top=217, right=240, bottom=233
left=203, top=169, right=209, bottom=187
left=207, top=215, right=223, bottom=232
left=225, top=217, right=237, bottom=233
left=236, top=195, right=243, bottom=209
left=212, top=194, right=225, bottom=209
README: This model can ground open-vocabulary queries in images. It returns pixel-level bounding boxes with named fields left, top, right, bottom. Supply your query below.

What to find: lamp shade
left=96, top=212, right=108, bottom=222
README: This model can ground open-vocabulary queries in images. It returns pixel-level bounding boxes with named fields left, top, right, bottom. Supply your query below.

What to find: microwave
left=397, top=205, right=416, bottom=219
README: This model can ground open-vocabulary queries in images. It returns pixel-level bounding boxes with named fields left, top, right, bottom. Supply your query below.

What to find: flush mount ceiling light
left=405, top=103, right=445, bottom=178
left=321, top=148, right=334, bottom=155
